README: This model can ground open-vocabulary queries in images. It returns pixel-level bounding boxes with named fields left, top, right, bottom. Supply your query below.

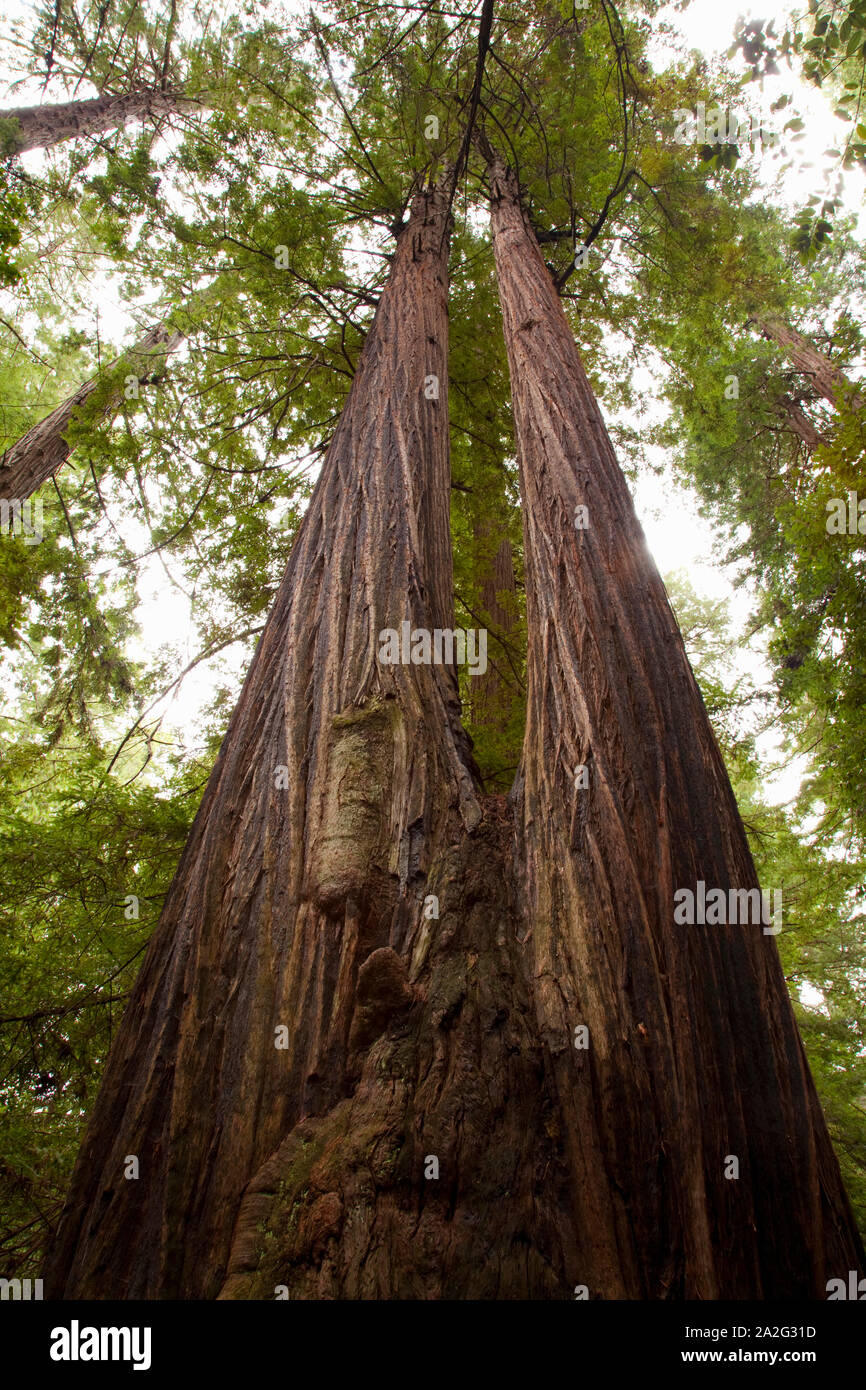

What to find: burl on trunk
left=45, top=179, right=486, bottom=1299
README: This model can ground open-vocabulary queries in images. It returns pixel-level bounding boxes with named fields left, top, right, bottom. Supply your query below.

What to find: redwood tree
left=43, top=157, right=866, bottom=1301
left=44, top=177, right=487, bottom=1299
left=485, top=150, right=864, bottom=1297
left=34, top=0, right=865, bottom=1287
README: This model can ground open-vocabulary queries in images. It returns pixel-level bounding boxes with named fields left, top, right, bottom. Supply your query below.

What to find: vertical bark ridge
left=44, top=180, right=479, bottom=1300
left=488, top=155, right=864, bottom=1298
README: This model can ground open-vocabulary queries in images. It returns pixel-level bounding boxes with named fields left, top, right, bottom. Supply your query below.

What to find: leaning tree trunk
left=0, top=89, right=195, bottom=157
left=779, top=394, right=827, bottom=449
left=0, top=325, right=182, bottom=501
left=488, top=153, right=864, bottom=1298
left=753, top=315, right=861, bottom=411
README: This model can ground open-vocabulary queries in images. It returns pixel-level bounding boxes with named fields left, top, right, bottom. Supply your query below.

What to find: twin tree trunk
left=45, top=168, right=864, bottom=1300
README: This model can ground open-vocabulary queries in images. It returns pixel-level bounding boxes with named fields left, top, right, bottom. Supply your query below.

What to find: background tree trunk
left=0, top=325, right=182, bottom=500
left=488, top=153, right=865, bottom=1298
left=753, top=315, right=861, bottom=411
left=0, top=90, right=194, bottom=156
left=779, top=394, right=827, bottom=448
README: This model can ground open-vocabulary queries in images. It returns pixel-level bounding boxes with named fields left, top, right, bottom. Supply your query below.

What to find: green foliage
left=0, top=169, right=23, bottom=286
left=639, top=191, right=866, bottom=846
left=0, top=723, right=204, bottom=1272
left=732, top=3, right=866, bottom=254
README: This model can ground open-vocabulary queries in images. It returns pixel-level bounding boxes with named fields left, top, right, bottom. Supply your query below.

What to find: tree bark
left=0, top=325, right=182, bottom=500
left=488, top=154, right=864, bottom=1298
left=753, top=315, right=861, bottom=411
left=44, top=178, right=486, bottom=1300
left=0, top=89, right=195, bottom=156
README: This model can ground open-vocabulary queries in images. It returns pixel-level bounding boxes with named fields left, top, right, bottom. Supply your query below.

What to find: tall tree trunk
left=752, top=315, right=861, bottom=411
left=0, top=325, right=182, bottom=500
left=44, top=178, right=488, bottom=1300
left=0, top=90, right=195, bottom=156
left=487, top=153, right=864, bottom=1298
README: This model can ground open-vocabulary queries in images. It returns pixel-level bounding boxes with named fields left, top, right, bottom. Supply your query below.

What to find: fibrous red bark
left=44, top=178, right=484, bottom=1299
left=0, top=325, right=182, bottom=501
left=488, top=153, right=864, bottom=1298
